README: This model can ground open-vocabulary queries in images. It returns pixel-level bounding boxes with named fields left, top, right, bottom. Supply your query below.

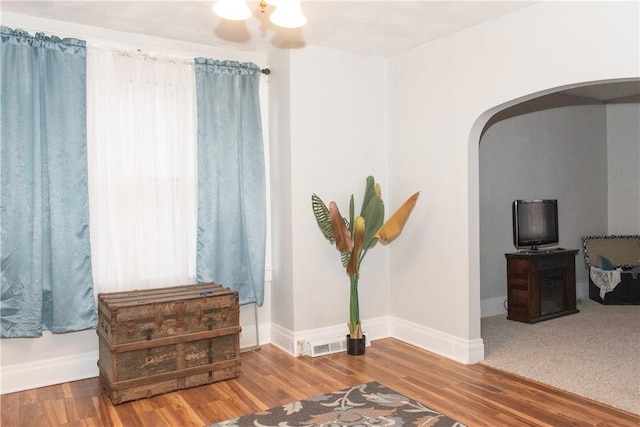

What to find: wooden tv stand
left=505, top=249, right=579, bottom=323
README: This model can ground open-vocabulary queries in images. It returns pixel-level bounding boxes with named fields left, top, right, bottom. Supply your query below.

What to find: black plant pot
left=346, top=334, right=366, bottom=356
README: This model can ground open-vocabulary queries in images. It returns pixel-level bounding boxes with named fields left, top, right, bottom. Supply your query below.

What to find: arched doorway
left=476, top=78, right=640, bottom=320
left=470, top=78, right=639, bottom=410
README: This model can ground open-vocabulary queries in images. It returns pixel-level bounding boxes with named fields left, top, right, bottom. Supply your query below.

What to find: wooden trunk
left=97, top=283, right=241, bottom=405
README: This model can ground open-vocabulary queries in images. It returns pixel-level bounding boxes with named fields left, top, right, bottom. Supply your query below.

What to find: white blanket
left=590, top=266, right=622, bottom=299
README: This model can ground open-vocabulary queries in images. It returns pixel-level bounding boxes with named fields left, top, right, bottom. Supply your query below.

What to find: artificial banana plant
left=311, top=176, right=419, bottom=339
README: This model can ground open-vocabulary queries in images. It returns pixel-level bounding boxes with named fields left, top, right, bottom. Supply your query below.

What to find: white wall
left=290, top=47, right=388, bottom=334
left=387, top=1, right=639, bottom=361
left=479, top=105, right=609, bottom=316
left=267, top=46, right=390, bottom=354
left=266, top=49, right=295, bottom=342
left=607, top=103, right=640, bottom=234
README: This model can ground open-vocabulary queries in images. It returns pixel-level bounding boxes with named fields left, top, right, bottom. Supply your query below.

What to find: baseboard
left=269, top=322, right=297, bottom=355
left=272, top=315, right=484, bottom=364
left=270, top=316, right=391, bottom=357
left=238, top=303, right=272, bottom=350
left=0, top=351, right=99, bottom=395
left=481, top=296, right=507, bottom=318
left=576, top=279, right=588, bottom=301
left=240, top=320, right=272, bottom=350
left=0, top=325, right=272, bottom=395
left=1, top=309, right=272, bottom=395
left=2, top=314, right=485, bottom=394
left=390, top=316, right=484, bottom=364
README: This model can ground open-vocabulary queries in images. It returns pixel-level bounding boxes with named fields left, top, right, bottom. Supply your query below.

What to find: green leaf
left=340, top=250, right=351, bottom=268
left=360, top=176, right=378, bottom=217
left=361, top=195, right=384, bottom=250
left=311, top=194, right=334, bottom=243
left=347, top=216, right=366, bottom=275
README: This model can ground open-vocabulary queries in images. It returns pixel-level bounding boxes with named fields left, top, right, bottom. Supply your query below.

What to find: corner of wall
left=390, top=316, right=485, bottom=364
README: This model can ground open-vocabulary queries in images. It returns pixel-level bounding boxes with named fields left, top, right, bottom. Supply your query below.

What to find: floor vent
left=307, top=335, right=371, bottom=357
left=308, top=337, right=347, bottom=357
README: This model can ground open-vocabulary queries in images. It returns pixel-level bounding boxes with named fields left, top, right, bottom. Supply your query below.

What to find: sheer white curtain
left=86, top=46, right=197, bottom=294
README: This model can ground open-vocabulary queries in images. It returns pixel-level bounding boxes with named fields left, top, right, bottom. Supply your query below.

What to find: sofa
left=582, top=235, right=640, bottom=305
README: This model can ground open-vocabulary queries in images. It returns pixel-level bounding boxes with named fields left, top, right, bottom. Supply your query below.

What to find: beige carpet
left=481, top=299, right=640, bottom=415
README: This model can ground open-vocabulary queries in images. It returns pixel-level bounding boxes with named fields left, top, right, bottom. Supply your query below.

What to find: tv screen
left=512, top=199, right=558, bottom=250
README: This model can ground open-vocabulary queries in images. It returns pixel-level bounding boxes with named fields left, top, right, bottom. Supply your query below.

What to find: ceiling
left=1, top=0, right=537, bottom=57
left=2, top=1, right=639, bottom=102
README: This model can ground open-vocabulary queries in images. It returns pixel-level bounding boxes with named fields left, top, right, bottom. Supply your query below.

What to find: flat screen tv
left=512, top=199, right=558, bottom=250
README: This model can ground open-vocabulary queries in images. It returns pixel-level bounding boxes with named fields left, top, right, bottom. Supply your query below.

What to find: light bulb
left=269, top=0, right=307, bottom=28
left=212, top=0, right=251, bottom=21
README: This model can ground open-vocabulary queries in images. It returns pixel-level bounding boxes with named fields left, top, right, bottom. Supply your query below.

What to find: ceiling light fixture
left=212, top=0, right=252, bottom=21
left=212, top=0, right=307, bottom=29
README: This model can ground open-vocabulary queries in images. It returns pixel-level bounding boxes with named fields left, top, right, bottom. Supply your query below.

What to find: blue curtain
left=195, top=59, right=266, bottom=306
left=0, top=27, right=97, bottom=337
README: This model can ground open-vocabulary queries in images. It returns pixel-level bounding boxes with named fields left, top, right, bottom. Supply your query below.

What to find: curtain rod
left=261, top=68, right=271, bottom=75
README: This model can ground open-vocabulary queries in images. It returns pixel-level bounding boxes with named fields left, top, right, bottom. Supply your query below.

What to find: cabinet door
left=538, top=269, right=567, bottom=316
left=506, top=258, right=531, bottom=321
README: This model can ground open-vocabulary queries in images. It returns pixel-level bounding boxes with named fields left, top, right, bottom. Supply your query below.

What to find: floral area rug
left=208, top=381, right=466, bottom=426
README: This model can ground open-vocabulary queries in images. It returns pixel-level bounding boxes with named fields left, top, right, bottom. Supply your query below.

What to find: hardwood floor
left=1, top=338, right=638, bottom=426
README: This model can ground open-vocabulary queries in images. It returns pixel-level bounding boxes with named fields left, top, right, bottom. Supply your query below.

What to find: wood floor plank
left=1, top=338, right=638, bottom=426
left=0, top=392, right=20, bottom=426
left=91, top=395, right=122, bottom=427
